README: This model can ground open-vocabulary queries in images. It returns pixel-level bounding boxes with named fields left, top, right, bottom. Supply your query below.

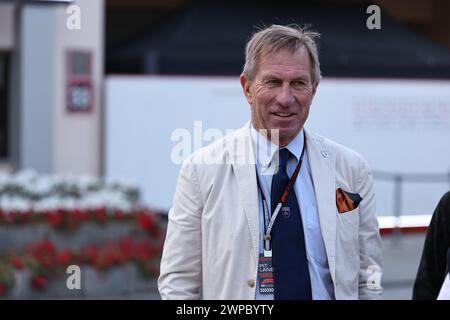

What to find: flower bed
left=0, top=207, right=162, bottom=234
left=0, top=235, right=162, bottom=296
left=0, top=171, right=165, bottom=298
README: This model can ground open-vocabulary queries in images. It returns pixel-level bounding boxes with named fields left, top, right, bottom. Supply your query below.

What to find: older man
left=158, top=24, right=382, bottom=300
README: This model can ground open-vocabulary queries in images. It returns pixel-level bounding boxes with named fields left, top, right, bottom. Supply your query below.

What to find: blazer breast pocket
left=337, top=207, right=360, bottom=258
left=337, top=207, right=359, bottom=226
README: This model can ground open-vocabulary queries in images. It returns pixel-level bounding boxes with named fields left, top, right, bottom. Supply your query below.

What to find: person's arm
left=158, top=158, right=204, bottom=299
left=357, top=157, right=383, bottom=299
left=413, top=191, right=450, bottom=300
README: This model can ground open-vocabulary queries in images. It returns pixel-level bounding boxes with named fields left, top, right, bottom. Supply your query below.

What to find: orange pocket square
left=336, top=188, right=362, bottom=214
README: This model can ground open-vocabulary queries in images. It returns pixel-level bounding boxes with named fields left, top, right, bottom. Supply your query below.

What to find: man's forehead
left=259, top=71, right=310, bottom=79
left=256, top=47, right=312, bottom=78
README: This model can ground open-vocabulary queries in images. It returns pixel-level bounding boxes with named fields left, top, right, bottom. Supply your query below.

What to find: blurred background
left=0, top=0, right=449, bottom=299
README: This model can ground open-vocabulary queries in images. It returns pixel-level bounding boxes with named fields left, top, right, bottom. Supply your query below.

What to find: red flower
left=41, top=239, right=56, bottom=255
left=118, top=237, right=133, bottom=261
left=20, top=210, right=33, bottom=224
left=114, top=210, right=125, bottom=220
left=150, top=225, right=161, bottom=238
left=133, top=240, right=153, bottom=261
left=70, top=209, right=85, bottom=225
left=81, top=245, right=98, bottom=264
left=12, top=256, right=23, bottom=270
left=114, top=251, right=128, bottom=264
left=4, top=211, right=14, bottom=224
left=136, top=210, right=162, bottom=238
left=95, top=248, right=114, bottom=269
left=0, top=283, right=7, bottom=296
left=73, top=209, right=89, bottom=221
left=93, top=207, right=107, bottom=223
left=46, top=210, right=64, bottom=227
left=137, top=212, right=155, bottom=231
left=118, top=236, right=133, bottom=251
left=26, top=239, right=56, bottom=269
left=35, top=254, right=52, bottom=268
left=57, top=250, right=72, bottom=266
left=31, top=275, right=47, bottom=290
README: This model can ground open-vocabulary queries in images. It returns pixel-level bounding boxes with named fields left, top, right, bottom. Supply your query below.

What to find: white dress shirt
left=251, top=125, right=335, bottom=300
left=437, top=273, right=450, bottom=300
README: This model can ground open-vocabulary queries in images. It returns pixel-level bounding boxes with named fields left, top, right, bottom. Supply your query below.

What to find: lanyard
left=256, top=133, right=307, bottom=256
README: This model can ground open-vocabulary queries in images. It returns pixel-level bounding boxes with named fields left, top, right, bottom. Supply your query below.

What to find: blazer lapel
left=305, top=130, right=337, bottom=284
left=226, top=122, right=260, bottom=264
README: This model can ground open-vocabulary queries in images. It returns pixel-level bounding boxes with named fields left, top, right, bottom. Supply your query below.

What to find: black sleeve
left=412, top=191, right=450, bottom=300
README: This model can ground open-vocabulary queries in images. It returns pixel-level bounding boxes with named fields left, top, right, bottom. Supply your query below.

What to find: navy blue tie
left=271, top=148, right=312, bottom=300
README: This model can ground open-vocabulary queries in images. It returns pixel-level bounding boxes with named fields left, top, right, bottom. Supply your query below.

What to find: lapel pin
left=281, top=206, right=291, bottom=218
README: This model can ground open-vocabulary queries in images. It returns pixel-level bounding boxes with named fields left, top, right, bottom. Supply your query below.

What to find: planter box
left=2, top=265, right=159, bottom=299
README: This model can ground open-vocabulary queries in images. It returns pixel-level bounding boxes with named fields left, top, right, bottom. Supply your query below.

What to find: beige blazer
left=158, top=122, right=382, bottom=300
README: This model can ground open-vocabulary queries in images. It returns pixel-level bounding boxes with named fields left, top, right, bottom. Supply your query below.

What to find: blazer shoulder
left=307, top=130, right=371, bottom=172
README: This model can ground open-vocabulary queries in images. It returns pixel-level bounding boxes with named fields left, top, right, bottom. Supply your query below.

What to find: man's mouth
left=272, top=112, right=294, bottom=118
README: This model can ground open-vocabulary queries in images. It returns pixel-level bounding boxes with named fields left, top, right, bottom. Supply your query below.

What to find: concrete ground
left=380, top=232, right=426, bottom=300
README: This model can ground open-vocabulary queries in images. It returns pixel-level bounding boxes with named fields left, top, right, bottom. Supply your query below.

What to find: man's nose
left=276, top=83, right=295, bottom=107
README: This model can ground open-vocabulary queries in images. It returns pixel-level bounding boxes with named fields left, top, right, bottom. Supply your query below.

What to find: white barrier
left=105, top=76, right=450, bottom=216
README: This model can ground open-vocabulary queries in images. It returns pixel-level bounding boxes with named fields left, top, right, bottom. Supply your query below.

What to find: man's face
left=240, top=46, right=318, bottom=146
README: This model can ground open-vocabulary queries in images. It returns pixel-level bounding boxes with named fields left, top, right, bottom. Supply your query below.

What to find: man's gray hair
left=242, top=24, right=322, bottom=84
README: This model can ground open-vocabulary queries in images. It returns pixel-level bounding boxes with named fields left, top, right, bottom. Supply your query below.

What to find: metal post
left=393, top=174, right=402, bottom=232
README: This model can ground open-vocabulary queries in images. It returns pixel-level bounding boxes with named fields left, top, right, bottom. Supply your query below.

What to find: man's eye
left=293, top=80, right=307, bottom=87
left=266, top=79, right=281, bottom=85
left=292, top=80, right=311, bottom=90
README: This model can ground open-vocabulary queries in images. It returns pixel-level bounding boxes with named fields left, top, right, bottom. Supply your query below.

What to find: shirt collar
left=250, top=124, right=304, bottom=168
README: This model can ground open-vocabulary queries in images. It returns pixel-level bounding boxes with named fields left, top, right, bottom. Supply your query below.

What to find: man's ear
left=240, top=73, right=252, bottom=105
left=311, top=81, right=319, bottom=98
